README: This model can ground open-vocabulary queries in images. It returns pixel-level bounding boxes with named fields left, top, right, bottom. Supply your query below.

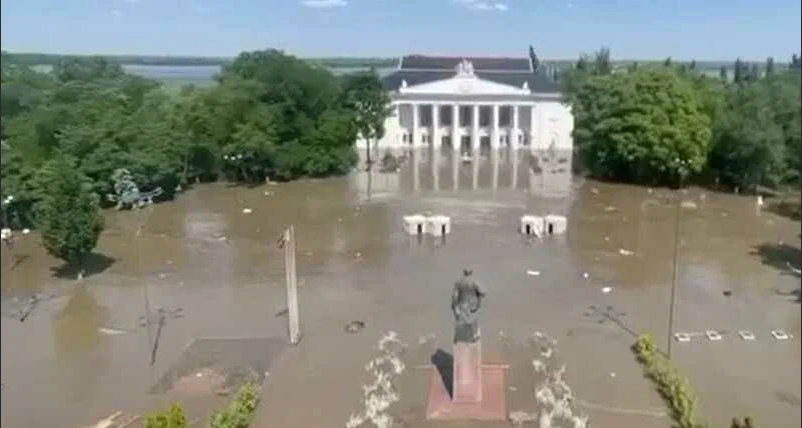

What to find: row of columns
left=406, top=103, right=535, bottom=151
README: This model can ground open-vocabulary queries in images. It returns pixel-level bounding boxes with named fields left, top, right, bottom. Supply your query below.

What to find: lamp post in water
left=667, top=162, right=688, bottom=360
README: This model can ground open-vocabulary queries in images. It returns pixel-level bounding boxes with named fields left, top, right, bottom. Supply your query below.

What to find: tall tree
left=629, top=62, right=639, bottom=73
left=791, top=54, right=801, bottom=70
left=528, top=45, right=540, bottom=72
left=35, top=155, right=104, bottom=277
left=593, top=47, right=612, bottom=75
left=765, top=57, right=776, bottom=75
left=569, top=68, right=711, bottom=186
left=734, top=58, right=746, bottom=83
left=575, top=55, right=589, bottom=72
left=664, top=57, right=673, bottom=67
left=748, top=64, right=761, bottom=82
left=341, top=70, right=393, bottom=169
left=689, top=59, right=697, bottom=70
left=719, top=65, right=729, bottom=81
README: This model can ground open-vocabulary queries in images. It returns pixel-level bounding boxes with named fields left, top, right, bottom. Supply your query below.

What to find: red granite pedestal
left=425, top=341, right=507, bottom=421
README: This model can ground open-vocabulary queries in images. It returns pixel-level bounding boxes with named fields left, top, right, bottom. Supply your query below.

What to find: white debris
left=242, top=208, right=253, bottom=214
left=590, top=188, right=599, bottom=194
left=609, top=372, right=617, bottom=378
left=527, top=270, right=541, bottom=276
left=582, top=272, right=589, bottom=279
left=354, top=251, right=362, bottom=258
left=618, top=249, right=634, bottom=256
left=196, top=372, right=203, bottom=378
left=21, top=228, right=30, bottom=235
left=604, top=205, right=616, bottom=212
left=0, top=228, right=11, bottom=240
left=601, top=287, right=612, bottom=294
left=159, top=273, right=166, bottom=279
left=263, top=191, right=273, bottom=196
left=603, top=236, right=610, bottom=241
left=680, top=200, right=697, bottom=209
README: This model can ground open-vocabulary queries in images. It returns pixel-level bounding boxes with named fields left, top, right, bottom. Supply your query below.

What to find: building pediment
left=399, top=74, right=531, bottom=96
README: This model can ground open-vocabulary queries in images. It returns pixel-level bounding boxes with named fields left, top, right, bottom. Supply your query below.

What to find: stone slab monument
left=426, top=269, right=507, bottom=421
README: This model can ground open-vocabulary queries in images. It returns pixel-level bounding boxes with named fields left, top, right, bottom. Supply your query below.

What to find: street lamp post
left=667, top=166, right=687, bottom=360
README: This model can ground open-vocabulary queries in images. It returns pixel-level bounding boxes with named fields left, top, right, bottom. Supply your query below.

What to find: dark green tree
left=593, top=47, right=612, bottom=75
left=35, top=155, right=104, bottom=277
left=528, top=45, right=540, bottom=72
left=664, top=57, right=673, bottom=67
left=765, top=57, right=775, bottom=75
left=341, top=70, right=393, bottom=169
left=719, top=65, right=729, bottom=81
left=689, top=59, right=697, bottom=70
left=569, top=68, right=711, bottom=186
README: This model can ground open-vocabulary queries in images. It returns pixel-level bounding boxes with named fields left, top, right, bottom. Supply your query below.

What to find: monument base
left=425, top=364, right=507, bottom=421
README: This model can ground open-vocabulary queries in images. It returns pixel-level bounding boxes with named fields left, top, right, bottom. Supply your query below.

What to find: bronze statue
left=451, top=269, right=485, bottom=343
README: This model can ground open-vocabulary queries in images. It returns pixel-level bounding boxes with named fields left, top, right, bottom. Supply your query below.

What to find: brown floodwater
left=1, top=148, right=800, bottom=428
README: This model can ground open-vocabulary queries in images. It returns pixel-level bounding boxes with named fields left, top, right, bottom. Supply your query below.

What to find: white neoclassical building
left=357, top=51, right=574, bottom=152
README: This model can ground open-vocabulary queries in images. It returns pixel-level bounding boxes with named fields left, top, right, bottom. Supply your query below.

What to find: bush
left=631, top=334, right=704, bottom=428
left=143, top=404, right=187, bottom=428
left=208, top=382, right=259, bottom=428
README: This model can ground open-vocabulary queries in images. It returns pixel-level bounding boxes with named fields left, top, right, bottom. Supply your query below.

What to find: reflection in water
left=1, top=145, right=800, bottom=428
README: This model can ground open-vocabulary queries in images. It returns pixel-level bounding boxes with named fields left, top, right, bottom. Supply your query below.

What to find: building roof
left=399, top=55, right=532, bottom=72
left=382, top=69, right=562, bottom=94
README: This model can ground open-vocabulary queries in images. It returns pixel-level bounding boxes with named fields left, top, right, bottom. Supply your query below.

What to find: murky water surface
left=2, top=149, right=800, bottom=428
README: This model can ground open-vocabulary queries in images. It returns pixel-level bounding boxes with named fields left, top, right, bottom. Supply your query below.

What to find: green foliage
left=143, top=404, right=187, bottom=428
left=341, top=70, right=393, bottom=166
left=632, top=334, right=705, bottom=428
left=208, top=382, right=260, bottom=428
left=35, top=155, right=104, bottom=270
left=566, top=47, right=801, bottom=191
left=570, top=67, right=711, bottom=186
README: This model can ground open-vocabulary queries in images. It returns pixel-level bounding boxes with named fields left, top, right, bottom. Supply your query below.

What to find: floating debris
left=354, top=251, right=362, bottom=258
left=590, top=188, right=599, bottom=195
left=582, top=272, right=590, bottom=279
left=242, top=208, right=253, bottom=214
left=738, top=331, right=756, bottom=341
left=263, top=191, right=273, bottom=196
left=609, top=372, right=617, bottom=378
left=604, top=205, right=616, bottom=212
left=98, top=327, right=129, bottom=336
left=722, top=290, right=733, bottom=297
left=527, top=270, right=541, bottom=276
left=344, top=320, right=365, bottom=333
left=618, top=249, right=634, bottom=256
left=275, top=308, right=289, bottom=318
left=771, top=330, right=790, bottom=340
left=680, top=200, right=697, bottom=209
left=21, top=228, right=30, bottom=235
left=417, top=334, right=435, bottom=345
left=601, top=287, right=612, bottom=294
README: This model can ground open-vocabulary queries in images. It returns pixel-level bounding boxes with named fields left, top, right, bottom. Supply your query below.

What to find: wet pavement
left=1, top=148, right=800, bottom=428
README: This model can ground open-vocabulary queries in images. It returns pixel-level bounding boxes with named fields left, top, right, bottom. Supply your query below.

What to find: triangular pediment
left=399, top=75, right=531, bottom=96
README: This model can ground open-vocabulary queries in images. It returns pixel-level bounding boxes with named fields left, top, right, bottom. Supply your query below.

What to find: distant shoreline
left=2, top=52, right=399, bottom=69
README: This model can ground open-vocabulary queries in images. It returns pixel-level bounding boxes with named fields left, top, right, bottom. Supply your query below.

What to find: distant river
left=32, top=64, right=395, bottom=86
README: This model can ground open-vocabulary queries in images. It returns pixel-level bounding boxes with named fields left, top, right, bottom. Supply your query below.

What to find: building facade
left=357, top=52, right=574, bottom=152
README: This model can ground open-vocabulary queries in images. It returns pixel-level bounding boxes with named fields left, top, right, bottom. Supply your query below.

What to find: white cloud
left=453, top=0, right=509, bottom=12
left=110, top=9, right=124, bottom=16
left=301, top=0, right=348, bottom=8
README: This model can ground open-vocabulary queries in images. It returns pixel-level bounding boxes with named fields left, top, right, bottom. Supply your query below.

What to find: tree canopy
left=1, top=49, right=390, bottom=229
left=566, top=48, right=801, bottom=190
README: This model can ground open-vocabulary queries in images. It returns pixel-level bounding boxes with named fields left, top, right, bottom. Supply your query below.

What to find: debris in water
left=275, top=308, right=289, bottom=318
left=418, top=334, right=435, bottom=345
left=354, top=251, right=362, bottom=258
left=344, top=320, right=365, bottom=333
left=508, top=386, right=518, bottom=392
left=582, top=272, right=590, bottom=279
left=166, top=259, right=173, bottom=265
left=98, top=327, right=129, bottom=335
left=158, top=273, right=166, bottom=279
left=723, top=290, right=733, bottom=297
left=604, top=205, right=616, bottom=212
left=217, top=236, right=227, bottom=241
left=647, top=188, right=653, bottom=194
left=527, top=270, right=541, bottom=276
left=196, top=372, right=203, bottom=378
left=604, top=236, right=610, bottom=241
left=590, top=188, right=599, bottom=194
left=263, top=191, right=273, bottom=196
left=242, top=208, right=253, bottom=214
left=601, top=287, right=612, bottom=294
left=680, top=200, right=697, bottom=209
left=609, top=372, right=617, bottom=378
left=21, top=228, right=30, bottom=235
left=618, top=249, right=634, bottom=256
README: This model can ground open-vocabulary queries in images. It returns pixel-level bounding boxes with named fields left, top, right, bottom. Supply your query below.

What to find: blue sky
left=1, top=0, right=800, bottom=60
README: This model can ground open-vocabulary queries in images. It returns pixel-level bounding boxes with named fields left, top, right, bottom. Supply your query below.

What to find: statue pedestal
left=425, top=340, right=507, bottom=421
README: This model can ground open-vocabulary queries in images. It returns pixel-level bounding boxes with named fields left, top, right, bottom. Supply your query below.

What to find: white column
left=471, top=150, right=479, bottom=189
left=412, top=147, right=420, bottom=191
left=471, top=104, right=480, bottom=151
left=432, top=104, right=441, bottom=149
left=529, top=104, right=537, bottom=150
left=491, top=148, right=499, bottom=190
left=511, top=105, right=520, bottom=149
left=412, top=103, right=420, bottom=146
left=452, top=104, right=460, bottom=152
left=432, top=147, right=440, bottom=191
left=452, top=150, right=459, bottom=190
left=491, top=104, right=500, bottom=149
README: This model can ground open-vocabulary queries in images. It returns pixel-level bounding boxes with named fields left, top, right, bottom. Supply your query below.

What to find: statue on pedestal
left=451, top=269, right=485, bottom=344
